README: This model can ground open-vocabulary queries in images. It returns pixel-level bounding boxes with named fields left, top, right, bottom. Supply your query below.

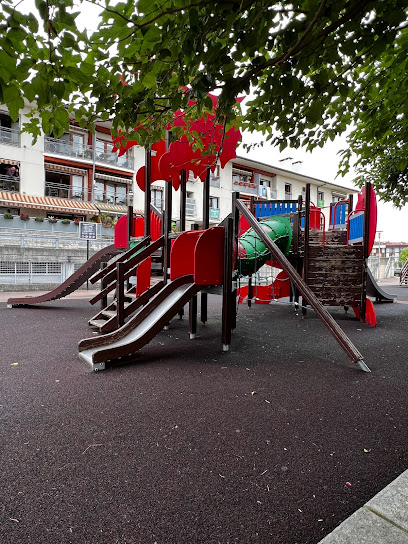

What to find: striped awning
left=95, top=203, right=128, bottom=215
left=45, top=163, right=87, bottom=175
left=0, top=158, right=20, bottom=167
left=0, top=191, right=98, bottom=215
left=95, top=172, right=132, bottom=184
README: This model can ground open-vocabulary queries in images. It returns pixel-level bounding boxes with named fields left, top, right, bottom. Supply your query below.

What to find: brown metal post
left=116, top=261, right=125, bottom=328
left=189, top=223, right=199, bottom=337
left=163, top=180, right=172, bottom=284
left=235, top=198, right=369, bottom=371
left=100, top=261, right=108, bottom=310
left=302, top=184, right=311, bottom=316
left=144, top=147, right=151, bottom=238
left=127, top=204, right=133, bottom=250
left=200, top=166, right=211, bottom=324
left=231, top=192, right=240, bottom=330
left=360, top=181, right=371, bottom=322
left=222, top=216, right=234, bottom=350
left=180, top=169, right=187, bottom=232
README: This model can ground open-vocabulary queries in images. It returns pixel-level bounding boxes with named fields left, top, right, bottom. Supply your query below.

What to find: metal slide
left=366, top=268, right=396, bottom=302
left=78, top=275, right=200, bottom=371
left=7, top=244, right=120, bottom=307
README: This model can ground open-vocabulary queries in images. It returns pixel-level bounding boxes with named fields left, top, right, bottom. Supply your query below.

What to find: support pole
left=302, top=184, right=311, bottom=316
left=180, top=169, right=187, bottom=232
left=189, top=223, right=199, bottom=337
left=201, top=166, right=211, bottom=324
left=116, top=261, right=125, bottom=328
left=163, top=180, right=172, bottom=284
left=144, top=146, right=151, bottom=238
left=231, top=191, right=240, bottom=331
left=361, top=181, right=371, bottom=322
left=222, top=216, right=234, bottom=350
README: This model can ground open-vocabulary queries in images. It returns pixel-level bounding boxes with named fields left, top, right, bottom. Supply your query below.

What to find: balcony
left=45, top=182, right=87, bottom=201
left=0, top=126, right=20, bottom=146
left=0, top=174, right=20, bottom=192
left=44, top=137, right=134, bottom=170
left=94, top=189, right=127, bottom=205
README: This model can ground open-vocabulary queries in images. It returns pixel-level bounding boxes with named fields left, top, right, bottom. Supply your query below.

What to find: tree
left=0, top=0, right=407, bottom=192
left=398, top=247, right=408, bottom=267
left=339, top=26, right=408, bottom=207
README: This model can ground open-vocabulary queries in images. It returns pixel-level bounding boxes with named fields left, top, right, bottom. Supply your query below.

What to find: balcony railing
left=186, top=197, right=196, bottom=216
left=0, top=126, right=20, bottom=146
left=94, top=190, right=127, bottom=206
left=44, top=137, right=134, bottom=170
left=45, top=182, right=88, bottom=201
left=0, top=174, right=20, bottom=192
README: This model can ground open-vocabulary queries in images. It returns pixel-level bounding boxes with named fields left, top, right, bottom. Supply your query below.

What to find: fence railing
left=0, top=232, right=114, bottom=250
left=44, top=136, right=134, bottom=170
left=0, top=173, right=20, bottom=192
left=0, top=126, right=20, bottom=146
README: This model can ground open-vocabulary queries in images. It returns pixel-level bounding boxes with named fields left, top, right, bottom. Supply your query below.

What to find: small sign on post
left=79, top=222, right=97, bottom=289
left=79, top=222, right=97, bottom=240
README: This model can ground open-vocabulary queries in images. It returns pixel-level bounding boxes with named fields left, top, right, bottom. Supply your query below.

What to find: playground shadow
left=1, top=293, right=408, bottom=544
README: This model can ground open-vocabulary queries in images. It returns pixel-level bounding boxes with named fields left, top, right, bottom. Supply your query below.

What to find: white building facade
left=0, top=104, right=356, bottom=229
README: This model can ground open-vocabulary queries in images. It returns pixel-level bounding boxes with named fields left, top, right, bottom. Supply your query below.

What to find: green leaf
left=142, top=72, right=156, bottom=88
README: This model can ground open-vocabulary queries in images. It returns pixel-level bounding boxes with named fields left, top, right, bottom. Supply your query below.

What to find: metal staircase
left=88, top=236, right=165, bottom=333
left=400, top=260, right=408, bottom=285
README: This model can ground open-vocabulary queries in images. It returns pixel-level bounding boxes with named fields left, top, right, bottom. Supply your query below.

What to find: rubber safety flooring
left=1, top=286, right=408, bottom=543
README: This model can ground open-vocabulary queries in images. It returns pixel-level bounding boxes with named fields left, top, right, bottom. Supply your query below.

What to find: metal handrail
left=235, top=198, right=369, bottom=370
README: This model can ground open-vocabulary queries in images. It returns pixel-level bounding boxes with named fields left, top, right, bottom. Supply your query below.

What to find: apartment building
left=0, top=104, right=355, bottom=228
left=0, top=105, right=135, bottom=222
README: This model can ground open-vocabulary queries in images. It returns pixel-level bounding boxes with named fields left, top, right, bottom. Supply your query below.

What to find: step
left=89, top=318, right=108, bottom=328
left=101, top=310, right=117, bottom=318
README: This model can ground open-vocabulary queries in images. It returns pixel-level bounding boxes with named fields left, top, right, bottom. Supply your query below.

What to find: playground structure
left=7, top=94, right=396, bottom=373
left=75, top=177, right=387, bottom=372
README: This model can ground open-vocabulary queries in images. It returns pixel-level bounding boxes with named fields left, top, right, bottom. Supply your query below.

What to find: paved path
left=1, top=278, right=408, bottom=543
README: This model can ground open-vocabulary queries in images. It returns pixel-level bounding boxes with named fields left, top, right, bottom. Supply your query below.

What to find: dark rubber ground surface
left=1, top=286, right=408, bottom=544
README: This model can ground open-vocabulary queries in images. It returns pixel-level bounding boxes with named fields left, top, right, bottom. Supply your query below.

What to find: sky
left=17, top=0, right=408, bottom=243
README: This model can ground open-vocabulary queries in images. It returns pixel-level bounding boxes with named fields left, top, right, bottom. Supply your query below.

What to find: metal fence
left=0, top=261, right=65, bottom=285
left=0, top=232, right=113, bottom=250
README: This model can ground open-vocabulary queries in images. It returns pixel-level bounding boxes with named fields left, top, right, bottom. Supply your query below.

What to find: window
left=332, top=194, right=346, bottom=203
left=0, top=112, right=19, bottom=145
left=151, top=188, right=163, bottom=210
left=72, top=175, right=83, bottom=198
left=94, top=181, right=105, bottom=201
left=72, top=133, right=84, bottom=154
left=284, top=183, right=292, bottom=200
left=105, top=184, right=116, bottom=203
left=210, top=196, right=219, bottom=209
left=209, top=196, right=219, bottom=220
left=116, top=185, right=126, bottom=204
left=94, top=178, right=128, bottom=204
left=318, top=191, right=324, bottom=207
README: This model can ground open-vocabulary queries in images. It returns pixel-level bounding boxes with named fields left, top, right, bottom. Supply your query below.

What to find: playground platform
left=1, top=278, right=408, bottom=543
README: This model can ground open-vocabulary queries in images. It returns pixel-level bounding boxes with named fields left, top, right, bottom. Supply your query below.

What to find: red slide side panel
left=170, top=231, right=204, bottom=281
left=136, top=257, right=151, bottom=297
left=194, top=227, right=225, bottom=286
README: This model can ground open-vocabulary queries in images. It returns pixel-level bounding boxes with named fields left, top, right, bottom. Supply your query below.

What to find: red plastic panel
left=355, top=185, right=377, bottom=254
left=170, top=231, right=204, bottom=281
left=194, top=227, right=224, bottom=286
left=114, top=215, right=128, bottom=248
left=310, top=206, right=321, bottom=229
left=136, top=257, right=151, bottom=297
left=150, top=210, right=162, bottom=241
left=114, top=214, right=146, bottom=248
